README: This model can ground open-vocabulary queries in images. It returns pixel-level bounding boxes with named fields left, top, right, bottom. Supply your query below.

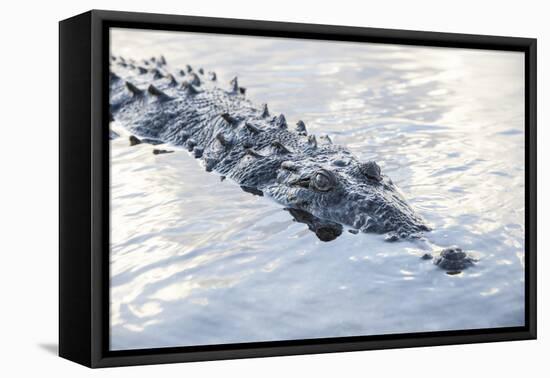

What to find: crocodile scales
left=109, top=55, right=431, bottom=241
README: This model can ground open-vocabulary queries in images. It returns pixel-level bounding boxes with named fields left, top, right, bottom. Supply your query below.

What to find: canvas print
left=109, top=28, right=525, bottom=351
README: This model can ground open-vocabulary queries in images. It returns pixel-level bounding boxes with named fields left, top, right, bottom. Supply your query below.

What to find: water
left=110, top=29, right=525, bottom=350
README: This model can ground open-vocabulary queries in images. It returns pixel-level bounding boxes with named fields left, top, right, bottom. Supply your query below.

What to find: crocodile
left=109, top=55, right=431, bottom=242
left=109, top=55, right=479, bottom=273
left=122, top=56, right=466, bottom=240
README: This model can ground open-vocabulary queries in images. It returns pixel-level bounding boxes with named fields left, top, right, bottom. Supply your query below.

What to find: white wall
left=1, top=0, right=545, bottom=376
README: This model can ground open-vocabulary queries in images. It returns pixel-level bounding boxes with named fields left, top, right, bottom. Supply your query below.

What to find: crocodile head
left=267, top=156, right=429, bottom=237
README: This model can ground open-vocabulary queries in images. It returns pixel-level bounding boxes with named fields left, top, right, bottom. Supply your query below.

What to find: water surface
left=110, top=29, right=525, bottom=350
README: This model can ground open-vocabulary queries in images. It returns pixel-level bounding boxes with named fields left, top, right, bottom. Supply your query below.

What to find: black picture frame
left=59, top=9, right=537, bottom=368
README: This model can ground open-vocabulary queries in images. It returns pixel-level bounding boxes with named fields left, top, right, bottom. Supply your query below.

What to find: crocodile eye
left=312, top=169, right=336, bottom=192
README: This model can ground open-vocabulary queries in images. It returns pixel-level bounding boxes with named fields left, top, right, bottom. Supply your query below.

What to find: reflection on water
left=110, top=29, right=525, bottom=350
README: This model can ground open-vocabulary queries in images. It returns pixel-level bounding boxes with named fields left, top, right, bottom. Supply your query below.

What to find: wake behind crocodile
left=109, top=55, right=475, bottom=273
